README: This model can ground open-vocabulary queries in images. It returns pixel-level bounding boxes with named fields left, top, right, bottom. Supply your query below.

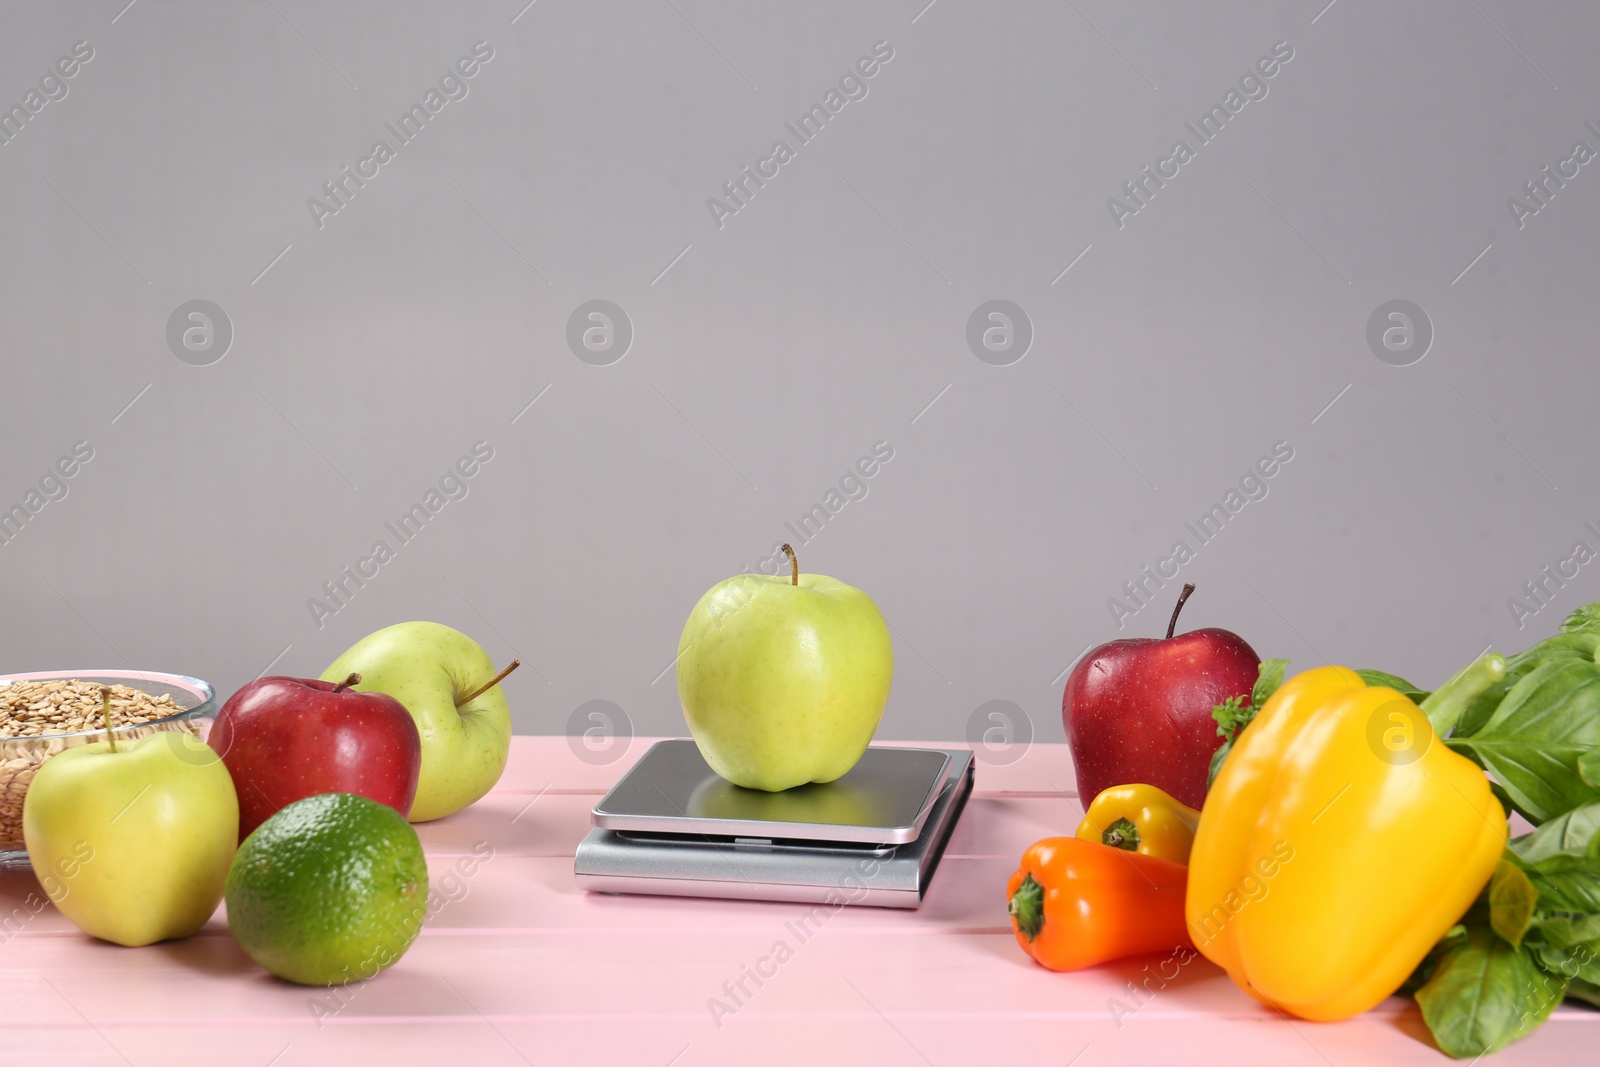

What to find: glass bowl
left=0, top=669, right=217, bottom=867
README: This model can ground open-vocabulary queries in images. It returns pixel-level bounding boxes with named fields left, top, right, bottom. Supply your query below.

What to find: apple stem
left=331, top=672, right=362, bottom=694
left=1166, top=583, right=1196, bottom=640
left=458, top=659, right=521, bottom=708
left=781, top=543, right=798, bottom=586
left=100, top=686, right=117, bottom=753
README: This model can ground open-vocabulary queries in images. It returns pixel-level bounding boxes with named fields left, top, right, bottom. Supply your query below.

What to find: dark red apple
left=1063, top=585, right=1259, bottom=810
left=209, top=673, right=421, bottom=840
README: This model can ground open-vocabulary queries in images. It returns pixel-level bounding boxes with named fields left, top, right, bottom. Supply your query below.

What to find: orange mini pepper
left=1006, top=836, right=1193, bottom=971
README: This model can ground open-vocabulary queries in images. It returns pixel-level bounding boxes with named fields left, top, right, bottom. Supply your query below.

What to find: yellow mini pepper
left=1186, top=658, right=1508, bottom=1022
left=1076, top=784, right=1200, bottom=865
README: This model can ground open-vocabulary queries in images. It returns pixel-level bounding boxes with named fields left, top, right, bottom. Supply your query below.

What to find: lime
left=225, top=792, right=429, bottom=986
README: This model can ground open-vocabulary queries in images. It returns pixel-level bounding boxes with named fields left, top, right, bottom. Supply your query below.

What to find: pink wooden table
left=2, top=737, right=1592, bottom=1065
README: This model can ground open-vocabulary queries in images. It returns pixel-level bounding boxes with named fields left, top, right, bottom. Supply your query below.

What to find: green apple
left=321, top=622, right=515, bottom=822
left=23, top=727, right=238, bottom=947
left=677, top=544, right=893, bottom=791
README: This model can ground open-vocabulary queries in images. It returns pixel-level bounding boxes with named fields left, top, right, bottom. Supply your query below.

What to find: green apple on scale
left=677, top=544, right=894, bottom=792
left=23, top=688, right=239, bottom=947
left=321, top=622, right=518, bottom=822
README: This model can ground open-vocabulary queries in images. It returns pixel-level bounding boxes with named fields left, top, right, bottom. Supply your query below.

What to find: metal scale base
left=574, top=740, right=975, bottom=909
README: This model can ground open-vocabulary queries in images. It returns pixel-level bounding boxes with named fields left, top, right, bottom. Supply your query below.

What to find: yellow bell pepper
left=1186, top=659, right=1508, bottom=1022
left=1075, top=784, right=1200, bottom=864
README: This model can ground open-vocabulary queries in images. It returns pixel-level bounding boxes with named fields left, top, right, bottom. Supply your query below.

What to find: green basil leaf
left=1251, top=658, right=1289, bottom=710
left=1532, top=913, right=1600, bottom=953
left=1355, top=669, right=1429, bottom=702
left=1511, top=851, right=1594, bottom=876
left=1415, top=927, right=1563, bottom=1059
left=1453, top=633, right=1600, bottom=740
left=1450, top=659, right=1600, bottom=822
left=1212, top=694, right=1252, bottom=739
left=1510, top=865, right=1600, bottom=914
left=1560, top=603, right=1600, bottom=635
left=1510, top=801, right=1600, bottom=865
left=1506, top=860, right=1600, bottom=914
left=1528, top=630, right=1600, bottom=662
left=1205, top=739, right=1231, bottom=789
left=1489, top=861, right=1539, bottom=949
left=1504, top=814, right=1600, bottom=913
left=1529, top=937, right=1600, bottom=985
left=1540, top=914, right=1600, bottom=944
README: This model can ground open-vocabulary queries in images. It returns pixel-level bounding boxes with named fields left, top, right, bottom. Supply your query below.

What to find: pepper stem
left=1166, top=584, right=1196, bottom=640
left=1420, top=653, right=1507, bottom=738
left=1008, top=873, right=1045, bottom=942
left=331, top=672, right=361, bottom=694
left=1102, top=817, right=1141, bottom=852
left=457, top=660, right=521, bottom=708
left=781, top=543, right=798, bottom=586
left=101, top=686, right=117, bottom=753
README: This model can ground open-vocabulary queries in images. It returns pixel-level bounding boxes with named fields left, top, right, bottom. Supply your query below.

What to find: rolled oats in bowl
left=0, top=670, right=217, bottom=864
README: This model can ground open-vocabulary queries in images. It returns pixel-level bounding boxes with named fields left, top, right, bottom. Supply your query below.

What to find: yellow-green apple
left=321, top=622, right=517, bottom=822
left=23, top=721, right=238, bottom=946
left=677, top=544, right=894, bottom=791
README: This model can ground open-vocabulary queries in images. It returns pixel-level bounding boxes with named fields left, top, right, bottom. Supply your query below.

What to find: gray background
left=1, top=0, right=1595, bottom=749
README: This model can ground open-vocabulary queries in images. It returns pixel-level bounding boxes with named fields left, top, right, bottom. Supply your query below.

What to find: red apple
left=1063, top=585, right=1259, bottom=810
left=209, top=673, right=421, bottom=840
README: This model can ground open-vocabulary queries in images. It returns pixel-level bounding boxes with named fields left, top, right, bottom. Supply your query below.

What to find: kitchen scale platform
left=574, top=740, right=974, bottom=909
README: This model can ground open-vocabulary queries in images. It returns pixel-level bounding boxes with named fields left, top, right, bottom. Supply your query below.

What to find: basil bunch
left=1210, top=602, right=1600, bottom=1057
left=1412, top=805, right=1600, bottom=1056
left=1410, top=602, right=1600, bottom=1057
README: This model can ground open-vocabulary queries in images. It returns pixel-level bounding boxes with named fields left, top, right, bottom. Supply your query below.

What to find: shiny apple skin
left=1063, top=628, right=1260, bottom=810
left=209, top=676, right=421, bottom=840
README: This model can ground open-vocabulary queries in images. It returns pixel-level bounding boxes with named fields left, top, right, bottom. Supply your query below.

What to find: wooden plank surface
left=1, top=736, right=1592, bottom=1065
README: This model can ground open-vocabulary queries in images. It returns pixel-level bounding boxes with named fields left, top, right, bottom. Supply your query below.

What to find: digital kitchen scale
left=574, top=739, right=974, bottom=909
